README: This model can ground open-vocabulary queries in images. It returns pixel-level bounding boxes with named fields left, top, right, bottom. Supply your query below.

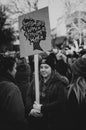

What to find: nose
left=41, top=66, right=46, bottom=71
left=41, top=68, right=46, bottom=73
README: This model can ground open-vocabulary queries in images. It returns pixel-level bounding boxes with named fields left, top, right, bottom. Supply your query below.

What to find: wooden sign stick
left=34, top=54, right=40, bottom=103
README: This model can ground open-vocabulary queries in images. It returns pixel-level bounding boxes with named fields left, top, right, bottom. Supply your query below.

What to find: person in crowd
left=15, top=61, right=31, bottom=116
left=66, top=55, right=86, bottom=129
left=27, top=53, right=68, bottom=130
left=0, top=56, right=29, bottom=130
left=51, top=49, right=69, bottom=78
left=55, top=51, right=69, bottom=77
left=50, top=49, right=70, bottom=84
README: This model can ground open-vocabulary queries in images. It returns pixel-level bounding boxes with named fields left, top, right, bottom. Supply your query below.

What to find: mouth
left=41, top=72, right=47, bottom=76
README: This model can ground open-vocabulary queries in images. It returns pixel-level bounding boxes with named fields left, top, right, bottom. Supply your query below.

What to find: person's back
left=0, top=80, right=28, bottom=130
left=0, top=56, right=29, bottom=130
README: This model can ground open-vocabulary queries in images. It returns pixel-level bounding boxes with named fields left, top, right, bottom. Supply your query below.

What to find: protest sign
left=18, top=7, right=51, bottom=57
left=18, top=7, right=51, bottom=103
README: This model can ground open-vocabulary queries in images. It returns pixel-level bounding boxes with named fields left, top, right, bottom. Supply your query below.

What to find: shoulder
left=53, top=71, right=69, bottom=86
left=0, top=81, right=20, bottom=95
left=0, top=81, right=24, bottom=109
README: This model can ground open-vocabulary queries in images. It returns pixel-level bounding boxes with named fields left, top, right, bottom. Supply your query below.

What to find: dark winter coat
left=66, top=87, right=86, bottom=129
left=27, top=71, right=68, bottom=130
left=0, top=72, right=29, bottom=130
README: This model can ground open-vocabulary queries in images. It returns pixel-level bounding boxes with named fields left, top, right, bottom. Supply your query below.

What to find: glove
left=29, top=108, right=43, bottom=117
left=33, top=101, right=42, bottom=112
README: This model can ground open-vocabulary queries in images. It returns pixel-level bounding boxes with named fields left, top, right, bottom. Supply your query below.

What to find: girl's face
left=40, top=64, right=52, bottom=78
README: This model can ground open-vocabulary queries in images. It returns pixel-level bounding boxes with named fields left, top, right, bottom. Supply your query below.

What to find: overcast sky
left=0, top=0, right=65, bottom=29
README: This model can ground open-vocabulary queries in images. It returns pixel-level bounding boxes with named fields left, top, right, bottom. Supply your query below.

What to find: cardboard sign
left=18, top=7, right=51, bottom=57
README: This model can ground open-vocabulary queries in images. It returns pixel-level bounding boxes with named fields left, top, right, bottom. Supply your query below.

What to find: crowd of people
left=0, top=44, right=86, bottom=130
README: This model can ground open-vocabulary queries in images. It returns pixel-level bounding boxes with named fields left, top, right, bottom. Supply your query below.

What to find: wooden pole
left=34, top=54, right=40, bottom=103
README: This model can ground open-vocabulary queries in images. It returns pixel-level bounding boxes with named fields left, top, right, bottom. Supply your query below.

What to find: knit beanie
left=71, top=56, right=86, bottom=76
left=40, top=53, right=56, bottom=70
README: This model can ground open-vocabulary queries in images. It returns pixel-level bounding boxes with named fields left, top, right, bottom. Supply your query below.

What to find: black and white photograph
left=0, top=0, right=86, bottom=130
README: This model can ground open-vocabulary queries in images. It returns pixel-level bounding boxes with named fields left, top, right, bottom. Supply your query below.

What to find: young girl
left=27, top=53, right=68, bottom=130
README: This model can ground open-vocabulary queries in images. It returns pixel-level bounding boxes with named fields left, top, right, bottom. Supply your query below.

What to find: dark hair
left=15, top=63, right=31, bottom=83
left=71, top=56, right=86, bottom=77
left=0, top=56, right=16, bottom=73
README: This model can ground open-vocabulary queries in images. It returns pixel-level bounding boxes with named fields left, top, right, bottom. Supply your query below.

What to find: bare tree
left=62, top=0, right=86, bottom=44
left=0, top=5, right=16, bottom=52
left=5, top=0, right=38, bottom=27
